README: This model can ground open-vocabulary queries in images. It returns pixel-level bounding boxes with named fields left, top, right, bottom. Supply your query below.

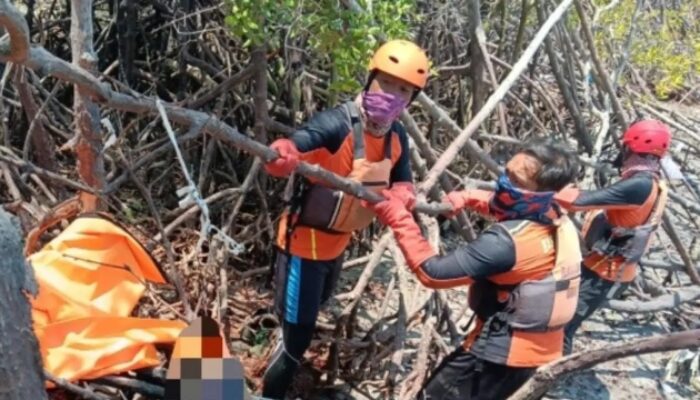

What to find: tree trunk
left=70, top=0, right=104, bottom=211
left=0, top=209, right=48, bottom=400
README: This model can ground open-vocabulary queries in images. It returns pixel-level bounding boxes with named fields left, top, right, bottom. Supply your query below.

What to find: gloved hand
left=387, top=182, right=416, bottom=211
left=264, top=139, right=300, bottom=178
left=369, top=190, right=437, bottom=271
left=553, top=184, right=581, bottom=211
left=442, top=189, right=494, bottom=217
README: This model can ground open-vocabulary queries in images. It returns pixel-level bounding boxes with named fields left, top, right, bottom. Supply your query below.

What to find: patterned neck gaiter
left=489, top=173, right=556, bottom=224
left=621, top=153, right=661, bottom=179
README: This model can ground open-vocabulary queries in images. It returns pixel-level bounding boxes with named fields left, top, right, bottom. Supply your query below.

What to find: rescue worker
left=554, top=119, right=672, bottom=354
left=261, top=39, right=430, bottom=399
left=368, top=139, right=581, bottom=399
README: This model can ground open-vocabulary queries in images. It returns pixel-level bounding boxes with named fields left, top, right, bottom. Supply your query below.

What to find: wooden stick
left=662, top=212, right=700, bottom=285
left=0, top=152, right=97, bottom=194
left=45, top=372, right=110, bottom=400
left=93, top=375, right=164, bottom=398
left=606, top=287, right=700, bottom=313
left=421, top=0, right=576, bottom=192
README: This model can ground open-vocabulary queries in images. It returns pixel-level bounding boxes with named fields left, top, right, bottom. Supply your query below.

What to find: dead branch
left=0, top=150, right=97, bottom=193
left=662, top=212, right=700, bottom=285
left=470, top=0, right=509, bottom=139
left=93, top=375, right=165, bottom=398
left=573, top=0, right=628, bottom=129
left=45, top=372, right=110, bottom=400
left=421, top=0, right=576, bottom=192
left=606, top=287, right=700, bottom=313
left=509, top=329, right=700, bottom=400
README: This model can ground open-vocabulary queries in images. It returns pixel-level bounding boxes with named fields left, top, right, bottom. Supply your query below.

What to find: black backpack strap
left=383, top=129, right=393, bottom=160
left=344, top=101, right=365, bottom=159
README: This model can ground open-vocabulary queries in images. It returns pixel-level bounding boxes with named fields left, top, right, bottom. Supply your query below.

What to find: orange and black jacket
left=556, top=171, right=660, bottom=281
left=276, top=105, right=412, bottom=261
left=411, top=219, right=573, bottom=367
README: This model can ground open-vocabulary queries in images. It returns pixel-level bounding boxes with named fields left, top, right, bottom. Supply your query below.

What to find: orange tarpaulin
left=29, top=215, right=187, bottom=384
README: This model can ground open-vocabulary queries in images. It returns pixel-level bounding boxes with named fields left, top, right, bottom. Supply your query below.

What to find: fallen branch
left=606, top=287, right=700, bottom=313
left=509, top=329, right=700, bottom=400
left=93, top=375, right=164, bottom=398
left=45, top=372, right=110, bottom=400
left=0, top=150, right=97, bottom=194
left=574, top=0, right=628, bottom=129
left=662, top=212, right=700, bottom=285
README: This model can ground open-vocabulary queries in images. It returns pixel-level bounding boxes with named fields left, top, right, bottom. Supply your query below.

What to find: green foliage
left=226, top=0, right=414, bottom=94
left=595, top=0, right=700, bottom=99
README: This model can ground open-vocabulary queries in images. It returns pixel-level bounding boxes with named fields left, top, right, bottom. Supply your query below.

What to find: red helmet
left=622, top=119, right=672, bottom=157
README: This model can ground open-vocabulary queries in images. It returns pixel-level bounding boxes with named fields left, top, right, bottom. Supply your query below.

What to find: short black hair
left=518, top=138, right=579, bottom=191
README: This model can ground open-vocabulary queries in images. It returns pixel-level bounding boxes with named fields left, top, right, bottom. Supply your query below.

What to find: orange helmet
left=368, top=40, right=430, bottom=89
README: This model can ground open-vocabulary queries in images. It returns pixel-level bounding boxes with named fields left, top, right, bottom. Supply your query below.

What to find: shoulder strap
left=383, top=127, right=393, bottom=160
left=343, top=101, right=365, bottom=159
left=647, top=179, right=668, bottom=226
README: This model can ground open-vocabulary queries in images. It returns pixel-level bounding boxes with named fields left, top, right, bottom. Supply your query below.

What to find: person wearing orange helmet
left=553, top=119, right=672, bottom=354
left=261, top=39, right=430, bottom=399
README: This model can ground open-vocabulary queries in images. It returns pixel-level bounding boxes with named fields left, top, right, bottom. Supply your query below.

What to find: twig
left=0, top=149, right=96, bottom=193
left=45, top=371, right=111, bottom=400
left=94, top=375, right=164, bottom=398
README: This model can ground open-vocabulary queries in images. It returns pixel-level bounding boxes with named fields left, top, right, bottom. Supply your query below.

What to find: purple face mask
left=361, top=91, right=409, bottom=129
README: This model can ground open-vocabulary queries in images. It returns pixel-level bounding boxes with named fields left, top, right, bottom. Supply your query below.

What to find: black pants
left=418, top=347, right=535, bottom=400
left=261, top=250, right=343, bottom=399
left=563, top=266, right=630, bottom=355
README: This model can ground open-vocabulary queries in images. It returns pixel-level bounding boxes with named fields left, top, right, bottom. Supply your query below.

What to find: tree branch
left=509, top=328, right=700, bottom=400
left=606, top=287, right=700, bottom=313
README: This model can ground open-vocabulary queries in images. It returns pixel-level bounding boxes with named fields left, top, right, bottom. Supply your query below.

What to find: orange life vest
left=581, top=179, right=668, bottom=282
left=464, top=216, right=581, bottom=367
left=277, top=102, right=402, bottom=260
